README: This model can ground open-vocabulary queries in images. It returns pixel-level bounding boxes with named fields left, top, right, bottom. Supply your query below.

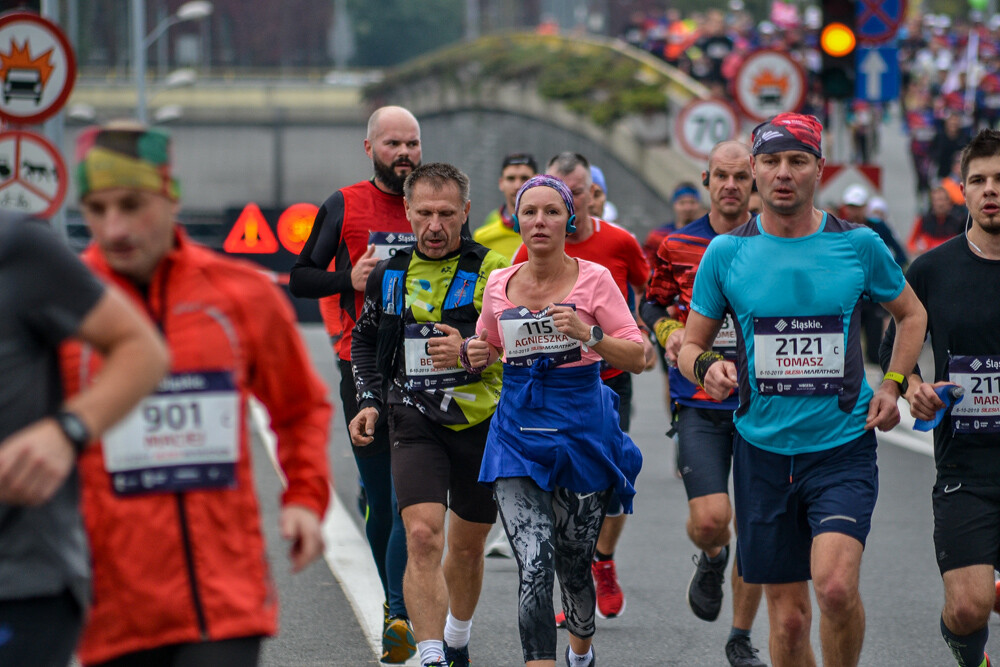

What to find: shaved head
left=367, top=106, right=420, bottom=142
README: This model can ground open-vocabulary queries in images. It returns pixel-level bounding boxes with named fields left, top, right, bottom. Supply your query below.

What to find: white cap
left=842, top=184, right=869, bottom=207
left=867, top=196, right=888, bottom=218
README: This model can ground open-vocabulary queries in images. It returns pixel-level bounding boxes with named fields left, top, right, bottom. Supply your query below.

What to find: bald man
left=290, top=105, right=420, bottom=663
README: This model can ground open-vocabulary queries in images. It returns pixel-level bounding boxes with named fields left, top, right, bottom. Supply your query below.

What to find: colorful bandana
left=514, top=174, right=575, bottom=219
left=76, top=126, right=181, bottom=200
left=751, top=112, right=823, bottom=158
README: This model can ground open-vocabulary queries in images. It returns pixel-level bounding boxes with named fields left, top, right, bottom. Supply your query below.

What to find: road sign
left=856, top=47, right=900, bottom=102
left=733, top=50, right=807, bottom=123
left=856, top=0, right=907, bottom=46
left=0, top=11, right=76, bottom=125
left=224, top=202, right=279, bottom=253
left=819, top=163, right=882, bottom=208
left=276, top=203, right=318, bottom=254
left=0, top=129, right=66, bottom=217
left=675, top=99, right=739, bottom=161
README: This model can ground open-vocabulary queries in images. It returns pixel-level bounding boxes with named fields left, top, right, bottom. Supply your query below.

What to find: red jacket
left=62, top=229, right=331, bottom=665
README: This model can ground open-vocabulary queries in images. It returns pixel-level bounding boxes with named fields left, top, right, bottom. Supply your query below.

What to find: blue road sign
left=857, top=0, right=907, bottom=45
left=856, top=47, right=900, bottom=102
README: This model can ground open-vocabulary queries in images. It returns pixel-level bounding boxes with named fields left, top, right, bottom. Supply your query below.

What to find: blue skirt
left=479, top=361, right=642, bottom=513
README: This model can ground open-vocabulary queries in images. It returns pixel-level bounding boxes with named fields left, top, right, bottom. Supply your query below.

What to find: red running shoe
left=592, top=559, right=625, bottom=618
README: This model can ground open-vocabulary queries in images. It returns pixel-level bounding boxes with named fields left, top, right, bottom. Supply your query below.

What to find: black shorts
left=675, top=405, right=735, bottom=500
left=933, top=480, right=1000, bottom=575
left=388, top=404, right=497, bottom=524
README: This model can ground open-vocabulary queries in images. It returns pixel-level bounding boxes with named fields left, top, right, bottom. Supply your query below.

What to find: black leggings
left=91, top=636, right=263, bottom=667
left=0, top=589, right=82, bottom=667
left=494, top=477, right=611, bottom=663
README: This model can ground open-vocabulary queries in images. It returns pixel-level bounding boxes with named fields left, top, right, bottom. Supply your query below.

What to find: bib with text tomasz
left=403, top=322, right=476, bottom=390
left=370, top=231, right=416, bottom=261
left=102, top=371, right=239, bottom=496
left=948, top=355, right=1000, bottom=433
left=753, top=315, right=844, bottom=396
left=500, top=305, right=582, bottom=368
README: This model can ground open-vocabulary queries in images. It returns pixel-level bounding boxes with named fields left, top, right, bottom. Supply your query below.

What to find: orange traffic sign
left=276, top=202, right=318, bottom=254
left=223, top=202, right=279, bottom=254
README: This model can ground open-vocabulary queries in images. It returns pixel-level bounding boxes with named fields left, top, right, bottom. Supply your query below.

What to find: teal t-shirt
left=691, top=213, right=906, bottom=454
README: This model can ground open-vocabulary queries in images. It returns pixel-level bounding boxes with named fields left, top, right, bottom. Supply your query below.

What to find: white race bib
left=499, top=306, right=582, bottom=368
left=753, top=315, right=844, bottom=396
left=948, top=355, right=1000, bottom=433
left=712, top=312, right=738, bottom=358
left=102, top=371, right=239, bottom=495
left=369, top=231, right=416, bottom=261
left=403, top=323, right=475, bottom=389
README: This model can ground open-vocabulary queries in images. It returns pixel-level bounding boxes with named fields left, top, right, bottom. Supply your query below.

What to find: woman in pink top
left=460, top=175, right=643, bottom=667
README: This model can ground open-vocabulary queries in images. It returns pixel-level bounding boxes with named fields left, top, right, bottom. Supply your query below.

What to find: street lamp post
left=133, top=0, right=213, bottom=123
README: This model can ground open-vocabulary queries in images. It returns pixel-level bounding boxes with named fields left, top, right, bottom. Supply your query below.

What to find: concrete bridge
left=64, top=33, right=707, bottom=239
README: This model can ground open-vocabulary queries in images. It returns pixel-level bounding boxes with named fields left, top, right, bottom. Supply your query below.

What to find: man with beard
left=880, top=128, right=1000, bottom=667
left=349, top=163, right=509, bottom=667
left=290, top=105, right=420, bottom=663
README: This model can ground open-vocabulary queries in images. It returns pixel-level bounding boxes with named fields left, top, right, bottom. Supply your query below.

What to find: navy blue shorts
left=733, top=430, right=878, bottom=584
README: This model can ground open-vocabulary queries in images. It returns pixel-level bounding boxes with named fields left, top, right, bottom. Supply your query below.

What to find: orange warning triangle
left=224, top=203, right=279, bottom=254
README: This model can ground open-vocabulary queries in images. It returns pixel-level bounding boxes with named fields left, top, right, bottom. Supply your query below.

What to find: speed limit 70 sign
left=675, top=99, right=739, bottom=161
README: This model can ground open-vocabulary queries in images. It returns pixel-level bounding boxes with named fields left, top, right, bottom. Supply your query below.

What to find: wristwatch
left=54, top=410, right=91, bottom=455
left=884, top=371, right=909, bottom=395
left=585, top=325, right=604, bottom=347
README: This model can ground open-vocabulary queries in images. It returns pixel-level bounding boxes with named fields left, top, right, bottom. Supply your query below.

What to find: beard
left=373, top=155, right=417, bottom=194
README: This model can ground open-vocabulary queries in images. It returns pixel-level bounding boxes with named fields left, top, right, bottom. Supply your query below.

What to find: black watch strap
left=54, top=410, right=91, bottom=455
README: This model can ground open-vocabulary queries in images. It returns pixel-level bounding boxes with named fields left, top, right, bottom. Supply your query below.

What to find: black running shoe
left=725, top=634, right=767, bottom=666
left=686, top=545, right=729, bottom=621
left=444, top=642, right=470, bottom=667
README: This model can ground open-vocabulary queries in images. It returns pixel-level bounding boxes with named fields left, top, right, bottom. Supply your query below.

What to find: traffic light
left=819, top=0, right=857, bottom=99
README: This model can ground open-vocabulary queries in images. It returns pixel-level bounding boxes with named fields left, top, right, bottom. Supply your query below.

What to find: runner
left=289, top=105, right=419, bottom=662
left=514, top=152, right=651, bottom=624
left=678, top=113, right=927, bottom=667
left=469, top=174, right=644, bottom=667
left=67, top=122, right=333, bottom=666
left=641, top=141, right=766, bottom=667
left=349, top=163, right=509, bottom=667
left=881, top=128, right=1000, bottom=667
left=474, top=152, right=537, bottom=261
left=0, top=213, right=167, bottom=667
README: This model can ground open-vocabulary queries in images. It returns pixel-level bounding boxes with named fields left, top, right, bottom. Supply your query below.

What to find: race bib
left=948, top=355, right=1000, bottom=433
left=753, top=315, right=844, bottom=396
left=712, top=312, right=738, bottom=360
left=370, top=231, right=416, bottom=261
left=102, top=371, right=239, bottom=496
left=403, top=323, right=475, bottom=390
left=500, top=305, right=582, bottom=368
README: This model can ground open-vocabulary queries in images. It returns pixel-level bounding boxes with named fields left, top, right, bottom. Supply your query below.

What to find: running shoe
left=444, top=642, right=471, bottom=667
left=485, top=530, right=513, bottom=559
left=564, top=645, right=597, bottom=666
left=554, top=609, right=566, bottom=628
left=380, top=602, right=415, bottom=663
left=592, top=559, right=625, bottom=618
left=687, top=545, right=728, bottom=622
left=725, top=635, right=766, bottom=666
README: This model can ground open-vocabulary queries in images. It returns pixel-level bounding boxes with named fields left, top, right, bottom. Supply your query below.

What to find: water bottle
left=913, top=385, right=965, bottom=432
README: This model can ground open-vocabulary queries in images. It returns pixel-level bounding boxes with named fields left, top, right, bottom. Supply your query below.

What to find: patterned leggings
left=494, top=477, right=612, bottom=663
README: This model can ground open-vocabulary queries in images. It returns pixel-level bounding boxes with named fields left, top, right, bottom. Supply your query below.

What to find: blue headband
left=514, top=174, right=576, bottom=219
left=672, top=185, right=701, bottom=203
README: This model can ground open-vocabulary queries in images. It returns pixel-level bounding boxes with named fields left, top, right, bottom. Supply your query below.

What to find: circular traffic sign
left=732, top=49, right=807, bottom=123
left=857, top=0, right=907, bottom=47
left=0, top=11, right=77, bottom=125
left=675, top=99, right=740, bottom=161
left=0, top=129, right=68, bottom=218
left=276, top=203, right=319, bottom=254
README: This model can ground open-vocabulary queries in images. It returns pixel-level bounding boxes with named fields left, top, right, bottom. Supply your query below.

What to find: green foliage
left=367, top=35, right=670, bottom=127
left=347, top=0, right=464, bottom=67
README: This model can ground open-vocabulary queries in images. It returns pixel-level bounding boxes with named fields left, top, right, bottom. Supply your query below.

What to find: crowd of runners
left=1, top=101, right=999, bottom=667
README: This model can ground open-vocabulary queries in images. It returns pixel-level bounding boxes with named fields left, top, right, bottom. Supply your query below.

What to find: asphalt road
left=245, top=325, right=999, bottom=666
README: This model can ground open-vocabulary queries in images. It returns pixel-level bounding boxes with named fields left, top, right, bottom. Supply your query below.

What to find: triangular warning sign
left=224, top=203, right=279, bottom=254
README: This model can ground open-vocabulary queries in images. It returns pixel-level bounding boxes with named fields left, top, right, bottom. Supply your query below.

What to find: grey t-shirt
left=0, top=214, right=105, bottom=607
